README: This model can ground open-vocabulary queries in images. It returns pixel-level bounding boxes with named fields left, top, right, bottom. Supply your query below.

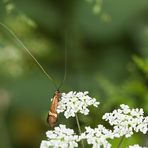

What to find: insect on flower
left=0, top=22, right=67, bottom=128
left=47, top=90, right=61, bottom=128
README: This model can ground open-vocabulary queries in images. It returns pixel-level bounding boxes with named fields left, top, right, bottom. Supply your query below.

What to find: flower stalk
left=75, top=114, right=84, bottom=148
left=117, top=136, right=124, bottom=148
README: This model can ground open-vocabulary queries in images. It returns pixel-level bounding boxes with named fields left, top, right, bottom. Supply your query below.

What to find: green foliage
left=133, top=55, right=148, bottom=75
left=0, top=0, right=148, bottom=147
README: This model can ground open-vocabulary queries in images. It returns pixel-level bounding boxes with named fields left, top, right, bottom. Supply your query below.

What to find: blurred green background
left=0, top=0, right=148, bottom=147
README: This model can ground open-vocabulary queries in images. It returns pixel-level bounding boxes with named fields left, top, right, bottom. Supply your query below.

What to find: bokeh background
left=0, top=0, right=148, bottom=147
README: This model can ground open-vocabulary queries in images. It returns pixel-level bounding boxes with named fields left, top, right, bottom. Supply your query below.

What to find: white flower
left=102, top=104, right=148, bottom=138
left=40, top=124, right=79, bottom=148
left=129, top=144, right=148, bottom=148
left=57, top=91, right=100, bottom=118
left=79, top=125, right=114, bottom=148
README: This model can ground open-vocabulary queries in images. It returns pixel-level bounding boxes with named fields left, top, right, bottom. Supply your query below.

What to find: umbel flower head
left=57, top=91, right=100, bottom=118
left=79, top=125, right=114, bottom=148
left=40, top=124, right=79, bottom=148
left=129, top=144, right=148, bottom=148
left=102, top=104, right=148, bottom=138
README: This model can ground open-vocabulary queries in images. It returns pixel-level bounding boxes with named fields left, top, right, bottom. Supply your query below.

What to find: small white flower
left=102, top=104, right=148, bottom=138
left=79, top=125, right=114, bottom=148
left=129, top=144, right=148, bottom=148
left=57, top=91, right=100, bottom=118
left=40, top=124, right=79, bottom=148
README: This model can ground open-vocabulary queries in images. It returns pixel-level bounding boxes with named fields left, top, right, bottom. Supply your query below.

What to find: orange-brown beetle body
left=47, top=90, right=61, bottom=128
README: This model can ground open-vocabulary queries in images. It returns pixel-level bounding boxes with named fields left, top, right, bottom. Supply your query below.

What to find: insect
left=47, top=90, right=61, bottom=127
left=0, top=22, right=67, bottom=128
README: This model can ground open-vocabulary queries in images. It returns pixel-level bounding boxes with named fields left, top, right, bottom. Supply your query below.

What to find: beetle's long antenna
left=0, top=22, right=57, bottom=89
left=57, top=32, right=67, bottom=90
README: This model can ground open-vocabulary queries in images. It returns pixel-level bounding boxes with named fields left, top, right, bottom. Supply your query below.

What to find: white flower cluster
left=40, top=124, right=114, bottom=148
left=129, top=144, right=148, bottom=148
left=102, top=104, right=148, bottom=138
left=40, top=90, right=148, bottom=148
left=80, top=125, right=114, bottom=148
left=40, top=124, right=79, bottom=148
left=57, top=91, right=100, bottom=118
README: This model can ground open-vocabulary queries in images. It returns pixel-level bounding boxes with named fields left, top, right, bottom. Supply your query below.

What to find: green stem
left=75, top=114, right=84, bottom=148
left=117, top=136, right=124, bottom=148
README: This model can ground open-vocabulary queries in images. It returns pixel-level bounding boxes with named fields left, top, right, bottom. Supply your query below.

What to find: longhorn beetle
left=0, top=22, right=67, bottom=128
